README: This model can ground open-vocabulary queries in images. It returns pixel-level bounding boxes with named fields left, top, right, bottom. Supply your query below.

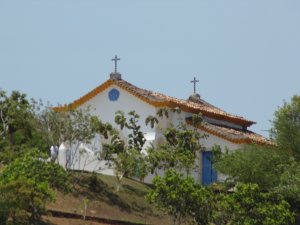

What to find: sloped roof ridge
left=115, top=79, right=254, bottom=126
left=118, top=79, right=223, bottom=110
left=54, top=78, right=255, bottom=127
left=185, top=120, right=272, bottom=145
left=116, top=79, right=166, bottom=102
left=203, top=122, right=273, bottom=145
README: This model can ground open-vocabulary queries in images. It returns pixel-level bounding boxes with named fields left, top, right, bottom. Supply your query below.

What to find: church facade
left=54, top=69, right=270, bottom=185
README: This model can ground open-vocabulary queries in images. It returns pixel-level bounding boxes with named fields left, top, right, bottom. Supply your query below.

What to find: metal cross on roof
left=112, top=55, right=120, bottom=73
left=190, top=77, right=199, bottom=94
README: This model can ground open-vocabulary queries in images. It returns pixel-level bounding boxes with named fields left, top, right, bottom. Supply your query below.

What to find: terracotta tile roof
left=53, top=78, right=255, bottom=127
left=186, top=120, right=272, bottom=145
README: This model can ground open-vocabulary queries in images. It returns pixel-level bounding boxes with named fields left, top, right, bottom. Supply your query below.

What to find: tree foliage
left=0, top=91, right=47, bottom=163
left=0, top=149, right=70, bottom=191
left=35, top=105, right=97, bottom=148
left=0, top=149, right=70, bottom=224
left=0, top=179, right=54, bottom=225
left=213, top=183, right=294, bottom=225
left=114, top=110, right=146, bottom=151
left=147, top=170, right=212, bottom=225
left=99, top=111, right=148, bottom=190
left=214, top=145, right=288, bottom=190
left=275, top=160, right=300, bottom=208
left=214, top=95, right=300, bottom=213
left=271, top=95, right=300, bottom=160
left=0, top=90, right=33, bottom=144
left=146, top=112, right=205, bottom=173
left=148, top=171, right=294, bottom=225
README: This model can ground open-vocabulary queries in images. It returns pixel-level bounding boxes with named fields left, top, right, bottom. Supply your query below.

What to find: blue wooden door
left=202, top=151, right=217, bottom=185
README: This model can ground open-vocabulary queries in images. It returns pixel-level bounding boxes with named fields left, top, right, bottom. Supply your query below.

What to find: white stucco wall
left=143, top=116, right=242, bottom=184
left=201, top=132, right=241, bottom=182
left=201, top=132, right=240, bottom=152
left=79, top=85, right=157, bottom=133
left=58, top=85, right=159, bottom=177
left=57, top=85, right=244, bottom=184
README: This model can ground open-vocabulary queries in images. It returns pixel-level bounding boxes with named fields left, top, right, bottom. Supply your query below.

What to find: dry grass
left=43, top=216, right=108, bottom=225
left=47, top=172, right=170, bottom=225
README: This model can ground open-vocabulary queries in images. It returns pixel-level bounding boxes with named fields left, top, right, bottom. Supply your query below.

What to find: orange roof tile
left=186, top=120, right=272, bottom=145
left=53, top=78, right=255, bottom=127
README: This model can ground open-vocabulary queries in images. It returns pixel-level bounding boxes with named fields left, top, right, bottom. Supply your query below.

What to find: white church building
left=54, top=58, right=270, bottom=185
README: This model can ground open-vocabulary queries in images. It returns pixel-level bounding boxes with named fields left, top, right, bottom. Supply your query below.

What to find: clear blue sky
left=0, top=0, right=299, bottom=137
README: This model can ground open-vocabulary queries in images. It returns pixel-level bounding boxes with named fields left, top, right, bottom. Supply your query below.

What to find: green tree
left=114, top=110, right=146, bottom=151
left=0, top=90, right=47, bottom=163
left=147, top=172, right=294, bottom=225
left=100, top=111, right=147, bottom=190
left=271, top=95, right=300, bottom=160
left=35, top=105, right=98, bottom=170
left=214, top=144, right=288, bottom=190
left=214, top=95, right=300, bottom=213
left=0, top=149, right=70, bottom=224
left=212, top=183, right=294, bottom=225
left=146, top=112, right=205, bottom=174
left=147, top=170, right=212, bottom=225
left=0, top=90, right=32, bottom=147
left=112, top=148, right=141, bottom=191
left=214, top=141, right=300, bottom=216
left=35, top=105, right=97, bottom=148
left=0, top=179, right=54, bottom=225
left=275, top=160, right=300, bottom=208
left=0, top=149, right=70, bottom=191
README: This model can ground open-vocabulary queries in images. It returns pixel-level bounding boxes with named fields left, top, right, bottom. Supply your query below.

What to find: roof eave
left=53, top=78, right=256, bottom=127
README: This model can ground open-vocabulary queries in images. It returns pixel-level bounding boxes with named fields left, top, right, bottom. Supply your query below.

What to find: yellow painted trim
left=186, top=120, right=272, bottom=145
left=53, top=79, right=253, bottom=126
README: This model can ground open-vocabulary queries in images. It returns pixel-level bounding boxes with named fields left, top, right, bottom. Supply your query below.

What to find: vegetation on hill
left=47, top=172, right=170, bottom=225
left=214, top=95, right=300, bottom=219
left=148, top=169, right=294, bottom=225
left=0, top=89, right=299, bottom=225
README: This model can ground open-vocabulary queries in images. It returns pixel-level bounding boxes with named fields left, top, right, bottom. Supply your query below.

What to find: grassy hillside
left=46, top=172, right=170, bottom=225
left=43, top=217, right=109, bottom=225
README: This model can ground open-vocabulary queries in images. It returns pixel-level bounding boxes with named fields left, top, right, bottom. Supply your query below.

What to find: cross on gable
left=112, top=55, right=120, bottom=73
left=190, top=77, right=199, bottom=94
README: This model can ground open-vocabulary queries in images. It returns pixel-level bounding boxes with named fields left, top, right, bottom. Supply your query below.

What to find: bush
left=0, top=202, right=9, bottom=225
left=88, top=173, right=106, bottom=193
left=213, top=183, right=295, bottom=225
left=214, top=145, right=288, bottom=190
left=0, top=149, right=70, bottom=224
left=0, top=179, right=54, bottom=225
left=147, top=170, right=213, bottom=225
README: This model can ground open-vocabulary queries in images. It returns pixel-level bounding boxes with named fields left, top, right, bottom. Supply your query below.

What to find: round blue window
left=108, top=88, right=120, bottom=101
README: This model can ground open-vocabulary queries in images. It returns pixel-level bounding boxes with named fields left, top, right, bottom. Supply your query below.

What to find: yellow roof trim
left=53, top=79, right=254, bottom=127
left=186, top=120, right=273, bottom=145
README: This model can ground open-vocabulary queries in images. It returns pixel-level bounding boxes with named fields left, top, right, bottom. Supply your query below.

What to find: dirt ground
left=43, top=216, right=109, bottom=225
left=47, top=173, right=170, bottom=225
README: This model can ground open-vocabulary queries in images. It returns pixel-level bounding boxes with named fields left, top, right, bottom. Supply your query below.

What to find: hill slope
left=45, top=172, right=170, bottom=225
